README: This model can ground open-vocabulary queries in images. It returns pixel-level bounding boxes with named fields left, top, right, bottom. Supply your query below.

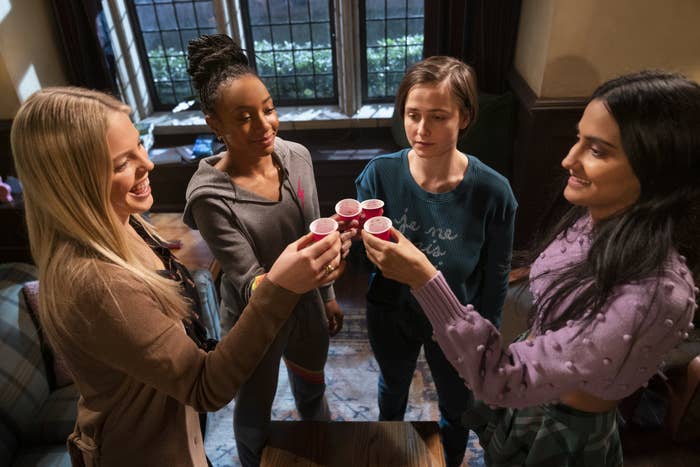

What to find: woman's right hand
left=267, top=231, right=344, bottom=294
left=362, top=227, right=437, bottom=289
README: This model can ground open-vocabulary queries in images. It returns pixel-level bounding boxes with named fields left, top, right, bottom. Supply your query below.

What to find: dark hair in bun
left=187, top=34, right=255, bottom=114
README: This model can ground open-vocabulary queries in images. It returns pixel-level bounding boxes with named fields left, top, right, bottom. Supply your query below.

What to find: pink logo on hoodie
left=297, top=178, right=305, bottom=210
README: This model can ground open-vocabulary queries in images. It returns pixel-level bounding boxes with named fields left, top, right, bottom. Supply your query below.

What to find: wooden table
left=148, top=213, right=218, bottom=276
left=261, top=421, right=446, bottom=467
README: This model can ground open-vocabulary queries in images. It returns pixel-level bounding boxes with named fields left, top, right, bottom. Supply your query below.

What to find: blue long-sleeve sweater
left=355, top=149, right=517, bottom=325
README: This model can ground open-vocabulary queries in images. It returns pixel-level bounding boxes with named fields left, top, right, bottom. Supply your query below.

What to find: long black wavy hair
left=186, top=34, right=255, bottom=115
left=528, top=70, right=700, bottom=334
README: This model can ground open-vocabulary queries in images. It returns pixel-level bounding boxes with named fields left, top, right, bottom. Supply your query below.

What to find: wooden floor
left=149, top=212, right=700, bottom=466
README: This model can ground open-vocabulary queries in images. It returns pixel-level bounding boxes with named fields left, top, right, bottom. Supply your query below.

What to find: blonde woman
left=11, top=87, right=344, bottom=466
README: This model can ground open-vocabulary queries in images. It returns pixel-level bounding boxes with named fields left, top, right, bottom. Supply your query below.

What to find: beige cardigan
left=57, top=262, right=298, bottom=466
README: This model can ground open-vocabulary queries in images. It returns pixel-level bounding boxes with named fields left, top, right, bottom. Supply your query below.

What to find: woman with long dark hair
left=361, top=70, right=699, bottom=465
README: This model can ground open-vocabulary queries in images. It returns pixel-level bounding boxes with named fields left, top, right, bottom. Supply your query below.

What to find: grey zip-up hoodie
left=183, top=137, right=334, bottom=321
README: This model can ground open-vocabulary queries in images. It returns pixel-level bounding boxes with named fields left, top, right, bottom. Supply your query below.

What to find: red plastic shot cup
left=363, top=216, right=392, bottom=241
left=360, top=199, right=384, bottom=220
left=335, top=198, right=362, bottom=223
left=309, top=217, right=338, bottom=241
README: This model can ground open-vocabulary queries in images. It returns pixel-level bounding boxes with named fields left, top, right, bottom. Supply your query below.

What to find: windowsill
left=142, top=104, right=395, bottom=135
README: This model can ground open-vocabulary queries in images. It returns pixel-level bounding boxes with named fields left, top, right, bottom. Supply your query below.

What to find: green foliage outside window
left=146, top=33, right=423, bottom=103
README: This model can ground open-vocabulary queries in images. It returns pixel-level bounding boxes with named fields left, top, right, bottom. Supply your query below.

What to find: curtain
left=423, top=0, right=522, bottom=94
left=50, top=0, right=118, bottom=94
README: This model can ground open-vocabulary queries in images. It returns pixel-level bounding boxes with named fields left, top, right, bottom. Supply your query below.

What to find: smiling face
left=206, top=74, right=279, bottom=158
left=403, top=82, right=469, bottom=160
left=106, top=111, right=154, bottom=225
left=562, top=99, right=641, bottom=221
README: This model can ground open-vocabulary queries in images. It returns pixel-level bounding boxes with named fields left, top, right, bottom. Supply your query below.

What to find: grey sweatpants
left=229, top=294, right=330, bottom=467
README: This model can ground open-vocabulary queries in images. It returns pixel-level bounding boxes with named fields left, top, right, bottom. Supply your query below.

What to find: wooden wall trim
left=508, top=70, right=587, bottom=250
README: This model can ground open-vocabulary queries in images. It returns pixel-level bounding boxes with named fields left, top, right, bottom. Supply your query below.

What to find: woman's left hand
left=324, top=299, right=344, bottom=336
left=361, top=227, right=437, bottom=289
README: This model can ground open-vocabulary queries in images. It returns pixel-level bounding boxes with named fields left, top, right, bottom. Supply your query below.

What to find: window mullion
left=334, top=0, right=361, bottom=115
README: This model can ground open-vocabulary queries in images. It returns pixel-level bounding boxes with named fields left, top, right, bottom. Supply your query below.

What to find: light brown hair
left=395, top=56, right=478, bottom=136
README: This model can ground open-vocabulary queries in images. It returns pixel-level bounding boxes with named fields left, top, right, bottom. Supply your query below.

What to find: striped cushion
left=11, top=444, right=71, bottom=467
left=0, top=263, right=51, bottom=438
left=27, top=384, right=79, bottom=445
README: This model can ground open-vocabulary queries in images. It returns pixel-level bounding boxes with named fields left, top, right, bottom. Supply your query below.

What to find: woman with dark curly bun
left=183, top=34, right=355, bottom=466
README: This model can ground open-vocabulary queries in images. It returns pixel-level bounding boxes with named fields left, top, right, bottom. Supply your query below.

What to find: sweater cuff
left=250, top=277, right=300, bottom=319
left=319, top=283, right=335, bottom=302
left=411, top=271, right=465, bottom=324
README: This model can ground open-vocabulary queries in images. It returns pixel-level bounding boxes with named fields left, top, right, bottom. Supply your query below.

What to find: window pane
left=249, top=1, right=270, bottom=25
left=367, top=47, right=385, bottom=73
left=309, top=0, right=329, bottom=22
left=366, top=20, right=385, bottom=46
left=366, top=1, right=385, bottom=20
left=277, top=76, right=297, bottom=100
left=386, top=72, right=403, bottom=96
left=313, top=49, right=332, bottom=74
left=155, top=3, right=177, bottom=29
left=242, top=0, right=336, bottom=104
left=275, top=50, right=294, bottom=74
left=294, top=50, right=313, bottom=75
left=292, top=24, right=310, bottom=44
left=162, top=31, right=184, bottom=54
left=296, top=75, right=315, bottom=99
left=315, top=75, right=333, bottom=98
left=311, top=22, right=330, bottom=45
left=386, top=46, right=406, bottom=70
left=168, top=56, right=189, bottom=80
left=143, top=32, right=163, bottom=55
left=290, top=0, right=309, bottom=23
left=362, top=0, right=424, bottom=101
left=386, top=0, right=407, bottom=19
left=130, top=0, right=217, bottom=109
left=180, top=29, right=200, bottom=50
left=174, top=80, right=194, bottom=101
left=271, top=25, right=292, bottom=47
left=136, top=5, right=157, bottom=32
left=367, top=72, right=386, bottom=98
left=257, top=52, right=276, bottom=76
left=387, top=19, right=406, bottom=41
left=194, top=1, right=216, bottom=28
left=175, top=3, right=197, bottom=29
left=407, top=0, right=424, bottom=17
left=156, top=82, right=175, bottom=104
left=149, top=56, right=169, bottom=82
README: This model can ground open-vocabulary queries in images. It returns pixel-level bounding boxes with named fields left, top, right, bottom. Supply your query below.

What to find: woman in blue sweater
left=355, top=56, right=517, bottom=466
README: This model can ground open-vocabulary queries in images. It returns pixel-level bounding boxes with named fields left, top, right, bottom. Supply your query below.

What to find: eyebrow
left=405, top=107, right=450, bottom=113
left=112, top=135, right=141, bottom=160
left=575, top=123, right=617, bottom=149
left=233, top=95, right=273, bottom=111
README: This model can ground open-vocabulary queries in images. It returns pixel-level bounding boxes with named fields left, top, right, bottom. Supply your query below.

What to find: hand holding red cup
left=363, top=216, right=392, bottom=241
left=360, top=199, right=384, bottom=221
left=309, top=217, right=338, bottom=241
left=335, top=199, right=362, bottom=223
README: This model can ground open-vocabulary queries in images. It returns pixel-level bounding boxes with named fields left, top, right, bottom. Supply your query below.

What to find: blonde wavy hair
left=11, top=87, right=189, bottom=354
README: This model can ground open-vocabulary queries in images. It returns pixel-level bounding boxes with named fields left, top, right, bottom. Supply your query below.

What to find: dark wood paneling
left=0, top=119, right=14, bottom=177
left=509, top=70, right=587, bottom=249
left=0, top=199, right=32, bottom=264
left=150, top=128, right=399, bottom=213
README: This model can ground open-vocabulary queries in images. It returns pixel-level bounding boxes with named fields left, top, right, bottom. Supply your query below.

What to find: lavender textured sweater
left=413, top=216, right=697, bottom=408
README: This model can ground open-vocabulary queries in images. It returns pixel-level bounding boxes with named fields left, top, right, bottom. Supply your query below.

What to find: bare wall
left=515, top=0, right=700, bottom=98
left=0, top=0, right=68, bottom=118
